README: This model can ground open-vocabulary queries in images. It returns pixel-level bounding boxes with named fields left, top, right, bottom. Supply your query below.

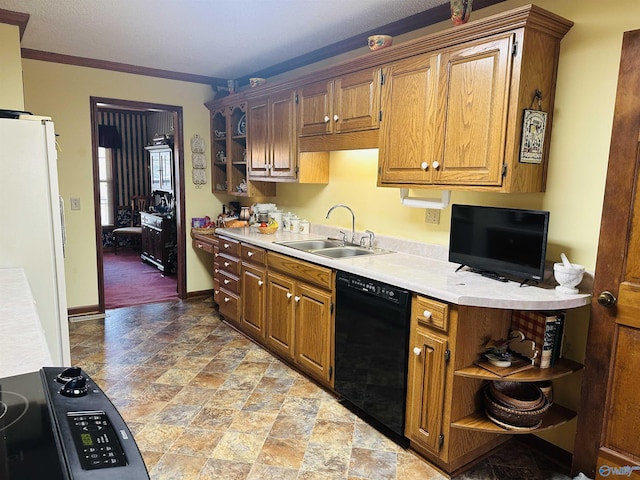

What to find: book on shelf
left=510, top=310, right=565, bottom=369
left=550, top=312, right=566, bottom=367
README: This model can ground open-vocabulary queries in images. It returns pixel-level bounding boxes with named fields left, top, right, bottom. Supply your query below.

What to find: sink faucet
left=325, top=204, right=356, bottom=244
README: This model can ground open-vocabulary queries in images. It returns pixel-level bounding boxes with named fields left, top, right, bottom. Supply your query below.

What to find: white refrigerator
left=0, top=115, right=71, bottom=366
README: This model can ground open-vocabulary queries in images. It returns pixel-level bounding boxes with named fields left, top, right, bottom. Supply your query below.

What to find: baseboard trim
left=68, top=304, right=101, bottom=317
left=187, top=289, right=214, bottom=298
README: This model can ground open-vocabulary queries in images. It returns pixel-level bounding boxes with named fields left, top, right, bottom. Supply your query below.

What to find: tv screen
left=448, top=204, right=550, bottom=282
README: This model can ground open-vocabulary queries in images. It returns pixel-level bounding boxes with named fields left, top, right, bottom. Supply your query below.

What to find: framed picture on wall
left=519, top=109, right=548, bottom=164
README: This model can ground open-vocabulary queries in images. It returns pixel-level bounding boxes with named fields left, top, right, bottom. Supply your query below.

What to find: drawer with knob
left=219, top=270, right=240, bottom=295
left=218, top=290, right=240, bottom=322
left=218, top=236, right=240, bottom=256
left=415, top=295, right=449, bottom=332
left=218, top=253, right=241, bottom=276
left=241, top=243, right=266, bottom=265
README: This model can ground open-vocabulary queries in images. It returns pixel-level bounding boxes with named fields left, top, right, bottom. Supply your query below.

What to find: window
left=98, top=147, right=114, bottom=226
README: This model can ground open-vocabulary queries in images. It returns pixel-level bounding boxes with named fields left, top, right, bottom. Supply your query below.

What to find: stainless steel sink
left=276, top=239, right=393, bottom=259
left=276, top=239, right=344, bottom=251
left=313, top=246, right=378, bottom=258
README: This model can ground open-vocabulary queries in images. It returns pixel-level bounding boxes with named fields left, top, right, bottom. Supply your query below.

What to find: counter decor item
left=191, top=134, right=207, bottom=188
left=368, top=34, right=393, bottom=51
left=450, top=0, right=472, bottom=25
left=553, top=253, right=585, bottom=295
left=191, top=216, right=215, bottom=234
left=249, top=77, right=266, bottom=88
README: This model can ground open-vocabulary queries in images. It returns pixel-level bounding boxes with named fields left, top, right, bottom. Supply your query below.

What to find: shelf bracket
left=399, top=188, right=451, bottom=210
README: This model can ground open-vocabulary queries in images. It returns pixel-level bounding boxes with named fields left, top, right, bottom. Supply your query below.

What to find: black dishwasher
left=334, top=271, right=411, bottom=440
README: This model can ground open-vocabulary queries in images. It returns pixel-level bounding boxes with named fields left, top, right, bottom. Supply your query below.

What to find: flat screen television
left=448, top=204, right=550, bottom=282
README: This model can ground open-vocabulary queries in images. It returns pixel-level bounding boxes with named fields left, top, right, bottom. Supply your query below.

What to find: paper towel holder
left=399, top=188, right=451, bottom=209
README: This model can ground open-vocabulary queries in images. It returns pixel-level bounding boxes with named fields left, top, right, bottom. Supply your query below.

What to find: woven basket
left=257, top=225, right=278, bottom=235
left=191, top=227, right=216, bottom=235
left=483, top=386, right=549, bottom=429
left=489, top=381, right=545, bottom=411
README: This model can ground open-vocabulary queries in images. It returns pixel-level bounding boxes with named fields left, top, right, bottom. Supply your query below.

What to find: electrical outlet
left=70, top=197, right=81, bottom=210
left=425, top=208, right=440, bottom=224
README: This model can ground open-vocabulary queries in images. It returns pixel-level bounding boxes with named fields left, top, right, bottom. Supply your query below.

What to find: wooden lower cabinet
left=266, top=252, right=334, bottom=387
left=405, top=324, right=448, bottom=455
left=265, top=271, right=296, bottom=359
left=240, top=244, right=267, bottom=341
left=406, top=297, right=582, bottom=473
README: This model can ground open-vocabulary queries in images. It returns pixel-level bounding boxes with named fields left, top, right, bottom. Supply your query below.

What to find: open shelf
left=455, top=358, right=583, bottom=382
left=451, top=403, right=576, bottom=434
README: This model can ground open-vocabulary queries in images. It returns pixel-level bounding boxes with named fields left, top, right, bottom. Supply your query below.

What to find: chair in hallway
left=112, top=196, right=148, bottom=254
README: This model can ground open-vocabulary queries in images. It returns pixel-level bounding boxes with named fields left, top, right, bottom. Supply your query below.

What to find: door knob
left=421, top=162, right=429, bottom=171
left=324, top=115, right=330, bottom=123
left=423, top=310, right=432, bottom=319
left=247, top=251, right=254, bottom=256
left=257, top=280, right=264, bottom=286
left=287, top=292, right=293, bottom=299
left=432, top=161, right=440, bottom=169
left=333, top=114, right=339, bottom=121
left=294, top=296, right=301, bottom=302
left=597, top=291, right=617, bottom=307
left=413, top=347, right=422, bottom=356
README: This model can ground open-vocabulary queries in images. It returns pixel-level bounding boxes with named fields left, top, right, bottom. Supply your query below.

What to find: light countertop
left=0, top=268, right=53, bottom=377
left=212, top=227, right=591, bottom=311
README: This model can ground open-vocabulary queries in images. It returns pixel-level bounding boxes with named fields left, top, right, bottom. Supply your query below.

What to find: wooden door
left=405, top=326, right=448, bottom=455
left=378, top=54, right=436, bottom=185
left=294, top=282, right=333, bottom=385
left=269, top=89, right=298, bottom=179
left=298, top=80, right=333, bottom=136
left=241, top=262, right=266, bottom=340
left=573, top=30, right=640, bottom=478
left=247, top=96, right=270, bottom=178
left=265, top=271, right=296, bottom=360
left=434, top=35, right=513, bottom=186
left=333, top=68, right=382, bottom=134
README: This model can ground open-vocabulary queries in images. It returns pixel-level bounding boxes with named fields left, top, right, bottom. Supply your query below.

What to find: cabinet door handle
left=413, top=347, right=422, bottom=356
left=257, top=280, right=264, bottom=286
left=224, top=262, right=230, bottom=267
left=214, top=269, right=219, bottom=274
left=324, top=115, right=330, bottom=123
left=432, top=161, right=440, bottom=169
left=223, top=279, right=230, bottom=284
left=333, top=114, right=339, bottom=122
left=224, top=243, right=230, bottom=248
left=224, top=297, right=230, bottom=303
left=247, top=251, right=254, bottom=257
left=421, top=161, right=429, bottom=171
left=294, top=296, right=301, bottom=302
left=423, top=310, right=432, bottom=319
left=287, top=292, right=293, bottom=299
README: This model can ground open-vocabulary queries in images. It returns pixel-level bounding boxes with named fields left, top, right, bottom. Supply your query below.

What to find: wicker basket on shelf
left=483, top=385, right=550, bottom=429
left=191, top=227, right=216, bottom=235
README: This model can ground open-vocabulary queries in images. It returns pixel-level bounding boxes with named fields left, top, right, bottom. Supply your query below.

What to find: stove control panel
left=41, top=367, right=149, bottom=479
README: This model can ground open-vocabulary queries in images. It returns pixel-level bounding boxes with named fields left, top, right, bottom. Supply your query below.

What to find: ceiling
left=0, top=0, right=500, bottom=85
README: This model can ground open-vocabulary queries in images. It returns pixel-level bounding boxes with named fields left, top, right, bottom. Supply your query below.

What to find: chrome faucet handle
left=339, top=231, right=348, bottom=245
left=360, top=230, right=375, bottom=249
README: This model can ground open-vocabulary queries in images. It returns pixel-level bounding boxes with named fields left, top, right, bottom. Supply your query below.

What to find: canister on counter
left=299, top=219, right=310, bottom=234
left=290, top=215, right=300, bottom=233
left=282, top=212, right=292, bottom=231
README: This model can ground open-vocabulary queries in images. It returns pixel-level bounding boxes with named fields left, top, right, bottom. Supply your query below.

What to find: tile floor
left=69, top=298, right=572, bottom=480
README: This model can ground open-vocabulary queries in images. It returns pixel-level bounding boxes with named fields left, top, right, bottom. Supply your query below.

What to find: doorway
left=90, top=97, right=186, bottom=312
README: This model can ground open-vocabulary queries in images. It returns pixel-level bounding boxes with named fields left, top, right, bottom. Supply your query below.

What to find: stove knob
left=60, top=376, right=89, bottom=397
left=56, top=366, right=82, bottom=384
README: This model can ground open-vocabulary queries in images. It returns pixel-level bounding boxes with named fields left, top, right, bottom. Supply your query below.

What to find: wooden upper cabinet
left=378, top=54, right=436, bottom=184
left=434, top=35, right=512, bottom=186
left=298, top=68, right=382, bottom=137
left=378, top=34, right=513, bottom=188
left=247, top=88, right=298, bottom=180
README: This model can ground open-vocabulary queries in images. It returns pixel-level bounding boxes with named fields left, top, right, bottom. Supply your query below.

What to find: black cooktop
left=0, top=371, right=66, bottom=479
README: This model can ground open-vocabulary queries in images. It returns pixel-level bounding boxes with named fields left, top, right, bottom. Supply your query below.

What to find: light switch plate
left=70, top=197, right=81, bottom=210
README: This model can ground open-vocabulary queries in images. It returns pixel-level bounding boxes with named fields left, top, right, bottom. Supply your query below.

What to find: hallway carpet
left=104, top=250, right=178, bottom=309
